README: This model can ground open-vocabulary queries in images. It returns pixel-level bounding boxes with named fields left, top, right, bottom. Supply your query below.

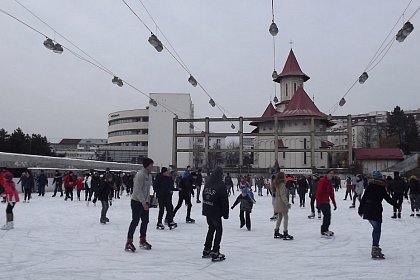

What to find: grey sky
left=1, top=0, right=419, bottom=141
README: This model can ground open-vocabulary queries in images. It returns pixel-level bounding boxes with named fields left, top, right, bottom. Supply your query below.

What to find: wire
left=366, top=39, right=395, bottom=72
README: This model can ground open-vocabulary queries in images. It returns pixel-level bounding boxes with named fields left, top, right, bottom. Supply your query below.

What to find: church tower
left=273, top=49, right=310, bottom=112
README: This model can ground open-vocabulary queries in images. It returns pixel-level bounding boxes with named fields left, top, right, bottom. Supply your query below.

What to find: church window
left=294, top=83, right=297, bottom=93
left=285, top=84, right=288, bottom=97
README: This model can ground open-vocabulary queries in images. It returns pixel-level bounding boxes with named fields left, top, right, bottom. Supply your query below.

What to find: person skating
left=272, top=172, right=293, bottom=240
left=390, top=172, right=407, bottom=219
left=153, top=167, right=177, bottom=230
left=297, top=176, right=308, bottom=208
left=308, top=174, right=321, bottom=219
left=225, top=173, right=234, bottom=196
left=52, top=170, right=63, bottom=197
left=114, top=172, right=122, bottom=199
left=406, top=175, right=420, bottom=217
left=76, top=175, right=84, bottom=201
left=84, top=173, right=93, bottom=203
left=64, top=171, right=76, bottom=201
left=91, top=172, right=101, bottom=206
left=0, top=171, right=19, bottom=230
left=202, top=167, right=229, bottom=262
left=285, top=176, right=296, bottom=204
left=173, top=172, right=197, bottom=223
left=350, top=174, right=364, bottom=208
left=344, top=176, right=353, bottom=200
left=316, top=169, right=337, bottom=237
left=98, top=173, right=114, bottom=224
left=231, top=187, right=254, bottom=231
left=37, top=170, right=48, bottom=197
left=125, top=158, right=154, bottom=252
left=195, top=169, right=203, bottom=203
left=23, top=171, right=35, bottom=203
left=358, top=171, right=396, bottom=259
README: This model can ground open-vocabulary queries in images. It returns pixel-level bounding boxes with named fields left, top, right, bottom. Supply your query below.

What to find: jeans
left=319, top=204, right=331, bottom=233
left=275, top=212, right=288, bottom=232
left=53, top=183, right=63, bottom=196
left=369, top=220, right=382, bottom=247
left=344, top=187, right=352, bottom=200
left=240, top=210, right=251, bottom=229
left=127, top=200, right=149, bottom=239
left=352, top=193, right=361, bottom=206
left=310, top=195, right=320, bottom=214
left=227, top=185, right=234, bottom=196
left=65, top=188, right=73, bottom=201
left=173, top=193, right=192, bottom=219
left=157, top=195, right=174, bottom=224
left=6, top=203, right=15, bottom=214
left=410, top=194, right=420, bottom=211
left=24, top=189, right=32, bottom=201
left=204, top=216, right=223, bottom=252
left=77, top=189, right=82, bottom=200
left=85, top=188, right=93, bottom=201
left=298, top=193, right=306, bottom=207
left=38, top=184, right=46, bottom=196
left=100, top=200, right=109, bottom=220
left=393, top=193, right=404, bottom=213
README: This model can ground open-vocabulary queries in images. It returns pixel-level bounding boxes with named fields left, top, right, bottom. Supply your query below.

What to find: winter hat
left=242, top=187, right=249, bottom=193
left=372, top=171, right=383, bottom=180
left=142, top=157, right=154, bottom=168
left=161, top=167, right=168, bottom=174
left=409, top=175, right=418, bottom=181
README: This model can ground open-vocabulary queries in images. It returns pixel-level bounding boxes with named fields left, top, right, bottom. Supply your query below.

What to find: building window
left=294, top=83, right=297, bottom=93
left=285, top=84, right=288, bottom=97
left=304, top=152, right=307, bottom=165
left=321, top=152, right=323, bottom=160
left=283, top=152, right=286, bottom=159
left=304, top=138, right=307, bottom=149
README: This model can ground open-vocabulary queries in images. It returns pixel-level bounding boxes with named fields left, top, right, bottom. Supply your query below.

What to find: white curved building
left=108, top=109, right=149, bottom=147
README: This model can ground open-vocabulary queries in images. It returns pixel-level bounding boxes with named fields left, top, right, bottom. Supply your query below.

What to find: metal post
left=274, top=115, right=279, bottom=166
left=239, top=117, right=244, bottom=167
left=204, top=117, right=210, bottom=173
left=347, top=114, right=353, bottom=168
left=310, top=117, right=315, bottom=168
left=172, top=116, right=178, bottom=169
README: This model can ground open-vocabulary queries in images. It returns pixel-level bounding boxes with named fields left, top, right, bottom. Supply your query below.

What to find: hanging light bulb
left=189, top=123, right=194, bottom=129
left=149, top=98, right=158, bottom=107
left=269, top=21, right=279, bottom=36
left=339, top=97, right=346, bottom=107
left=188, top=75, right=198, bottom=87
left=273, top=96, right=279, bottom=103
left=148, top=34, right=163, bottom=52
left=231, top=124, right=236, bottom=130
left=43, top=38, right=55, bottom=50
left=209, top=98, right=216, bottom=107
left=112, top=76, right=120, bottom=84
left=117, top=79, right=123, bottom=87
left=358, top=72, right=368, bottom=84
left=396, top=21, right=414, bottom=42
left=222, top=114, right=227, bottom=120
left=272, top=70, right=278, bottom=80
left=53, top=43, right=63, bottom=54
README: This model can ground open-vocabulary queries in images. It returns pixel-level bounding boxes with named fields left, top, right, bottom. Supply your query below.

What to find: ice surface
left=0, top=188, right=419, bottom=280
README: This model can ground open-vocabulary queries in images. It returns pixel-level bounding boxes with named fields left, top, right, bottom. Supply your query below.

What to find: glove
left=231, top=206, right=234, bottom=210
left=333, top=205, right=337, bottom=211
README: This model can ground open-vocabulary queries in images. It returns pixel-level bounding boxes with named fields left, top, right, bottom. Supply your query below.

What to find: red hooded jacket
left=316, top=177, right=336, bottom=207
left=1, top=172, right=20, bottom=203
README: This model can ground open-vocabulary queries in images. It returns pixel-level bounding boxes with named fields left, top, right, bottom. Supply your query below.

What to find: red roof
left=250, top=103, right=279, bottom=126
left=320, top=140, right=334, bottom=149
left=280, top=87, right=326, bottom=118
left=274, top=49, right=310, bottom=83
left=354, top=148, right=404, bottom=161
left=58, top=139, right=81, bottom=145
left=278, top=139, right=288, bottom=149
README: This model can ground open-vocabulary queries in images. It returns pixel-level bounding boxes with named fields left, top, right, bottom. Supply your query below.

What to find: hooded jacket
left=202, top=167, right=229, bottom=219
left=153, top=173, right=174, bottom=197
left=359, top=179, right=395, bottom=223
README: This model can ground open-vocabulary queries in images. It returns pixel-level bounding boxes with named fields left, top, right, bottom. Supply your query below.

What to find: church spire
left=273, top=49, right=310, bottom=83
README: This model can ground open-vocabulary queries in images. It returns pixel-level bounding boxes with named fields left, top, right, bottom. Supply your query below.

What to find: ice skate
left=211, top=251, right=226, bottom=262
left=318, top=213, right=321, bottom=219
left=391, top=212, right=397, bottom=219
left=349, top=205, right=355, bottom=208
left=397, top=212, right=401, bottom=219
left=105, top=217, right=110, bottom=223
left=164, top=219, right=168, bottom=225
left=308, top=213, right=315, bottom=219
left=282, top=231, right=294, bottom=240
left=168, top=222, right=177, bottom=230
left=202, top=249, right=212, bottom=259
left=100, top=218, right=107, bottom=224
left=270, top=214, right=278, bottom=221
left=321, top=231, right=334, bottom=238
left=274, top=229, right=284, bottom=239
left=371, top=246, right=385, bottom=260
left=186, top=218, right=195, bottom=224
left=156, top=223, right=165, bottom=230
left=1, top=222, right=12, bottom=230
left=410, top=211, right=415, bottom=217
left=139, top=237, right=152, bottom=250
left=125, top=239, right=136, bottom=253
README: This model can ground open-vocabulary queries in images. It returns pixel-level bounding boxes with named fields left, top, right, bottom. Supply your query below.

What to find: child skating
left=272, top=172, right=293, bottom=240
left=231, top=187, right=255, bottom=231
left=0, top=171, right=19, bottom=230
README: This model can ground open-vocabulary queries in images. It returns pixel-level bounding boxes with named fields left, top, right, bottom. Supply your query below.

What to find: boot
left=391, top=212, right=397, bottom=219
left=125, top=238, right=136, bottom=252
left=202, top=249, right=212, bottom=258
left=398, top=212, right=401, bottom=219
left=1, top=222, right=12, bottom=230
left=410, top=211, right=415, bottom=217
left=371, top=246, right=385, bottom=259
left=283, top=230, right=294, bottom=240
left=308, top=213, right=315, bottom=219
left=140, top=237, right=152, bottom=250
left=274, top=229, right=283, bottom=239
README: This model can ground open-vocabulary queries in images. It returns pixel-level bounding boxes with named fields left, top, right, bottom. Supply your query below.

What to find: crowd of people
left=1, top=163, right=419, bottom=261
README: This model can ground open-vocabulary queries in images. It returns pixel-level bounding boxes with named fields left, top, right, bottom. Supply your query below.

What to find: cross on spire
left=289, top=39, right=294, bottom=48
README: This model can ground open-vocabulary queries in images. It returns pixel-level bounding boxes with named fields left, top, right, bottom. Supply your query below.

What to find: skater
left=84, top=173, right=93, bottom=202
left=344, top=176, right=353, bottom=200
left=231, top=187, right=254, bottom=230
left=37, top=170, right=48, bottom=197
left=202, top=167, right=229, bottom=261
left=316, top=169, right=337, bottom=237
left=195, top=169, right=203, bottom=203
left=308, top=174, right=321, bottom=219
left=358, top=171, right=396, bottom=259
left=183, top=165, right=191, bottom=178
left=52, top=170, right=63, bottom=197
left=98, top=173, right=114, bottom=224
left=285, top=175, right=296, bottom=204
left=390, top=172, right=407, bottom=219
left=114, top=172, right=122, bottom=199
left=64, top=171, right=76, bottom=201
left=256, top=177, right=264, bottom=196
left=236, top=175, right=241, bottom=190
left=350, top=174, right=364, bottom=208
left=125, top=158, right=154, bottom=252
left=0, top=172, right=19, bottom=230
left=225, top=173, right=234, bottom=196
left=153, top=167, right=177, bottom=230
left=297, top=176, right=308, bottom=208
left=173, top=171, right=197, bottom=223
left=91, top=172, right=101, bottom=206
left=406, top=175, right=420, bottom=217
left=272, top=172, right=293, bottom=240
left=76, top=175, right=84, bottom=201
left=23, top=171, right=34, bottom=203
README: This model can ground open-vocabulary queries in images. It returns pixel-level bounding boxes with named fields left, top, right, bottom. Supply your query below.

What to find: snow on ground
left=0, top=188, right=419, bottom=280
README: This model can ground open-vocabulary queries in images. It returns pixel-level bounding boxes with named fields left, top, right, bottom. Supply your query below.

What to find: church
left=251, top=49, right=332, bottom=170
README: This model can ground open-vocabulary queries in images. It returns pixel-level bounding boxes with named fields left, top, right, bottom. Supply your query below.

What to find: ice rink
left=0, top=188, right=419, bottom=280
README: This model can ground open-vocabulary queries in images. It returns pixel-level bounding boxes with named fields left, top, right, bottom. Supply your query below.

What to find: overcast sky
left=1, top=0, right=419, bottom=141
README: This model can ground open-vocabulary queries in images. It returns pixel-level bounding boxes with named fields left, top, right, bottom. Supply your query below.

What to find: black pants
left=319, top=204, right=331, bottom=233
left=65, top=188, right=73, bottom=200
left=267, top=188, right=272, bottom=196
left=114, top=187, right=120, bottom=198
left=310, top=195, right=320, bottom=214
left=157, top=195, right=174, bottom=224
left=101, top=200, right=109, bottom=220
left=85, top=188, right=93, bottom=201
left=352, top=193, right=361, bottom=206
left=38, top=184, right=46, bottom=196
left=227, top=185, right=234, bottom=196
left=240, top=210, right=251, bottom=230
left=173, top=193, right=192, bottom=219
left=298, top=193, right=306, bottom=207
left=344, top=189, right=352, bottom=200
left=204, top=216, right=223, bottom=252
left=127, top=200, right=149, bottom=239
left=6, top=203, right=15, bottom=214
left=53, top=184, right=63, bottom=196
left=393, top=193, right=404, bottom=213
left=24, top=189, right=32, bottom=201
left=77, top=189, right=82, bottom=200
